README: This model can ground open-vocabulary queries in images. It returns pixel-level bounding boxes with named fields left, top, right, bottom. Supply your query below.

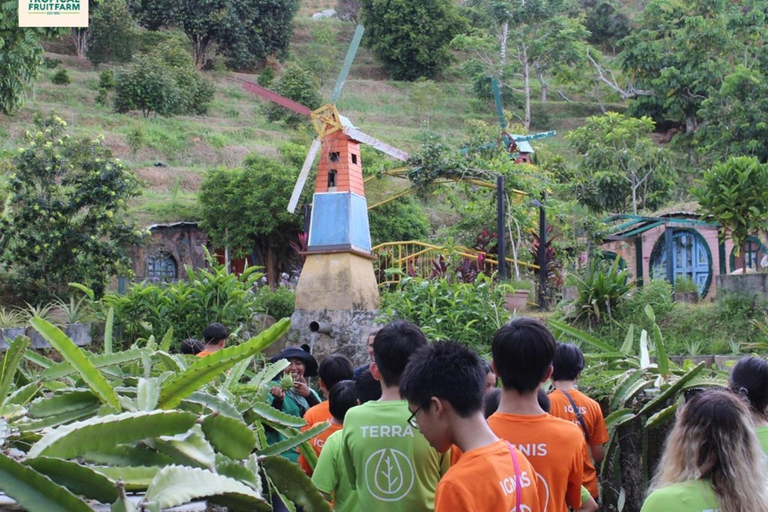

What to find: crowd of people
left=191, top=318, right=768, bottom=512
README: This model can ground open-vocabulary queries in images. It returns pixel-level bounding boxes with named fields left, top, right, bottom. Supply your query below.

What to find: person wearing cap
left=196, top=323, right=229, bottom=357
left=267, top=345, right=321, bottom=463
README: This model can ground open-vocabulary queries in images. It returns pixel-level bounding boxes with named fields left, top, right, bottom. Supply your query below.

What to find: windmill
left=241, top=25, right=410, bottom=361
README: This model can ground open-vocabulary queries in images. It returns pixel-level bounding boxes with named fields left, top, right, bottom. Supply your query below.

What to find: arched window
left=729, top=236, right=767, bottom=272
left=147, top=251, right=178, bottom=280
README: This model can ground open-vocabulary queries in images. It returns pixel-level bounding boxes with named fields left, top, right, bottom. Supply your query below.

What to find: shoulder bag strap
left=561, top=389, right=590, bottom=443
left=505, top=441, right=522, bottom=512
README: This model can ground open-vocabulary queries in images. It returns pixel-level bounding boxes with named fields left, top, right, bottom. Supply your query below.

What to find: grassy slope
left=0, top=3, right=623, bottom=227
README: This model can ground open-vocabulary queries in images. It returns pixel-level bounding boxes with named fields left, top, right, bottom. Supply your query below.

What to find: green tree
left=619, top=0, right=768, bottom=132
left=693, top=156, right=768, bottom=272
left=360, top=0, right=466, bottom=80
left=264, top=65, right=322, bottom=127
left=368, top=195, right=430, bottom=245
left=453, top=0, right=588, bottom=128
left=566, top=112, right=674, bottom=214
left=113, top=41, right=214, bottom=117
left=0, top=115, right=143, bottom=302
left=409, top=78, right=442, bottom=129
left=694, top=66, right=768, bottom=164
left=0, top=3, right=51, bottom=114
left=86, top=0, right=136, bottom=67
left=199, top=154, right=303, bottom=287
left=129, top=0, right=298, bottom=69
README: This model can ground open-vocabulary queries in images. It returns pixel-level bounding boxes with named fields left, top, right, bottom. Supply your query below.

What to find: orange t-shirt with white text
left=303, top=400, right=332, bottom=428
left=435, top=440, right=541, bottom=512
left=488, top=412, right=584, bottom=512
left=548, top=388, right=609, bottom=497
left=297, top=421, right=343, bottom=476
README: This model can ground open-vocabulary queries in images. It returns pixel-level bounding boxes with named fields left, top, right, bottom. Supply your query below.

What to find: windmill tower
left=242, top=26, right=409, bottom=363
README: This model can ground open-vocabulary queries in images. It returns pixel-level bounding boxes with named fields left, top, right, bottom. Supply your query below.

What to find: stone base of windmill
left=288, top=308, right=380, bottom=366
left=286, top=251, right=381, bottom=366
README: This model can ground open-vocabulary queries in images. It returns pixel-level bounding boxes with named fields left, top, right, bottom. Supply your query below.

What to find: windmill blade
left=287, top=138, right=322, bottom=214
left=241, top=80, right=312, bottom=117
left=491, top=78, right=507, bottom=130
left=330, top=24, right=365, bottom=103
left=343, top=126, right=409, bottom=162
left=512, top=131, right=557, bottom=142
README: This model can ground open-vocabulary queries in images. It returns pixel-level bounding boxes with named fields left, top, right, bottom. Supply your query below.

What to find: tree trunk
left=71, top=28, right=88, bottom=59
left=537, top=67, right=548, bottom=103
left=189, top=35, right=210, bottom=69
left=523, top=57, right=531, bottom=129
left=499, top=19, right=509, bottom=78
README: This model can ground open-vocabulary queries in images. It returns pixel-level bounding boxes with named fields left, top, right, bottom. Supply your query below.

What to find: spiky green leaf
left=645, top=403, right=679, bottom=429
left=249, top=402, right=306, bottom=428
left=81, top=445, right=174, bottom=467
left=28, top=390, right=99, bottom=418
left=548, top=320, right=623, bottom=355
left=638, top=362, right=707, bottom=416
left=0, top=452, right=93, bottom=512
left=0, top=336, right=30, bottom=405
left=137, top=378, right=160, bottom=411
left=25, top=457, right=119, bottom=504
left=41, top=349, right=148, bottom=381
left=257, top=422, right=328, bottom=457
left=104, top=307, right=114, bottom=355
left=202, top=413, right=257, bottom=459
left=28, top=410, right=197, bottom=459
left=181, top=392, right=243, bottom=420
left=90, top=466, right=160, bottom=491
left=153, top=424, right=215, bottom=469
left=158, top=319, right=290, bottom=410
left=263, top=456, right=332, bottom=512
left=145, top=465, right=268, bottom=511
left=29, top=318, right=120, bottom=411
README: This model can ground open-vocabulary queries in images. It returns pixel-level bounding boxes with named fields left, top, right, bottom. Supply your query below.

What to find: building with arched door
left=600, top=212, right=757, bottom=299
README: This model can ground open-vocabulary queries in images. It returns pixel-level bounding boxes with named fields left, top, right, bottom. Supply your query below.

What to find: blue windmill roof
left=515, top=140, right=534, bottom=153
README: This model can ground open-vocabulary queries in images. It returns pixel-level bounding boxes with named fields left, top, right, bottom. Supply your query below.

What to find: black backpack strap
left=561, top=389, right=590, bottom=443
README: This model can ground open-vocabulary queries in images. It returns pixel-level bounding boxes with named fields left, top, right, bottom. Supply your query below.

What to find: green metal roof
left=603, top=213, right=719, bottom=240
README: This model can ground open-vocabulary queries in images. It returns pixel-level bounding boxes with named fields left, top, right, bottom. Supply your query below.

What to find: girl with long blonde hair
left=641, top=388, right=768, bottom=512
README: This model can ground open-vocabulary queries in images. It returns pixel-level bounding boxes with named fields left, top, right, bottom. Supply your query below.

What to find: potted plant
left=504, top=279, right=534, bottom=312
left=0, top=308, right=26, bottom=351
left=673, top=277, right=699, bottom=303
left=52, top=296, right=93, bottom=346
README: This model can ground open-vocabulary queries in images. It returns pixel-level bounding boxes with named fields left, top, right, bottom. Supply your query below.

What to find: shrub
left=563, top=255, right=633, bottom=328
left=263, top=65, right=322, bottom=127
left=378, top=274, right=510, bottom=353
left=51, top=69, right=71, bottom=85
left=257, top=66, right=275, bottom=87
left=254, top=286, right=295, bottom=320
left=98, top=69, right=116, bottom=90
left=113, top=41, right=214, bottom=117
left=86, top=0, right=136, bottom=67
left=617, top=279, right=674, bottom=325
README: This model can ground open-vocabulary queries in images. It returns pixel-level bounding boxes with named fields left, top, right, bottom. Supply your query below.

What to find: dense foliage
left=263, top=64, right=323, bottom=126
left=113, top=41, right=214, bottom=117
left=129, top=0, right=298, bottom=68
left=693, top=156, right=768, bottom=271
left=0, top=115, right=142, bottom=303
left=360, top=0, right=466, bottom=80
left=199, top=154, right=304, bottom=287
left=379, top=274, right=511, bottom=353
left=86, top=0, right=136, bottom=67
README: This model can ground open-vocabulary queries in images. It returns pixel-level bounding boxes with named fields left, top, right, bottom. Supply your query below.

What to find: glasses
left=407, top=406, right=422, bottom=429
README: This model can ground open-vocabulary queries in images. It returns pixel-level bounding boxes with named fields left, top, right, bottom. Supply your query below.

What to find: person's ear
left=320, top=379, right=328, bottom=393
left=370, top=362, right=382, bottom=382
left=430, top=396, right=446, bottom=417
left=542, top=365, right=554, bottom=383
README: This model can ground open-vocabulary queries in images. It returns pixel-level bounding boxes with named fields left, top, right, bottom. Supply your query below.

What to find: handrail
left=371, top=240, right=539, bottom=286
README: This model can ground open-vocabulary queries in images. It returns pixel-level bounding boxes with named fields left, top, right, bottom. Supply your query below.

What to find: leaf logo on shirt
left=364, top=448, right=415, bottom=501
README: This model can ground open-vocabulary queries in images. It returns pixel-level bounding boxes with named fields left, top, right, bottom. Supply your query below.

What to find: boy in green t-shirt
left=341, top=320, right=450, bottom=512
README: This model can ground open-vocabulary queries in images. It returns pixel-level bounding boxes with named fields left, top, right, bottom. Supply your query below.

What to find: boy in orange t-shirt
left=549, top=343, right=609, bottom=499
left=297, top=380, right=357, bottom=475
left=488, top=317, right=585, bottom=512
left=303, top=354, right=354, bottom=429
left=399, top=340, right=541, bottom=512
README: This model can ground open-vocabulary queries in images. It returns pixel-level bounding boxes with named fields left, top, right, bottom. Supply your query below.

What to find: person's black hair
left=537, top=389, right=551, bottom=413
left=400, top=340, right=487, bottom=418
left=180, top=338, right=204, bottom=355
left=319, top=354, right=354, bottom=391
left=484, top=388, right=501, bottom=418
left=355, top=368, right=382, bottom=403
left=373, top=320, right=428, bottom=386
left=482, top=360, right=493, bottom=375
left=329, top=380, right=358, bottom=422
left=552, top=343, right=585, bottom=381
left=730, top=356, right=768, bottom=416
left=203, top=323, right=228, bottom=345
left=491, top=316, right=557, bottom=392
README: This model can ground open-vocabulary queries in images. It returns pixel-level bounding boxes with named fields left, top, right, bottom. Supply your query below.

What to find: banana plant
left=0, top=316, right=333, bottom=512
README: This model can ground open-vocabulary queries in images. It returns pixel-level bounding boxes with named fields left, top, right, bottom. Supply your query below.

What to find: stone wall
left=130, top=222, right=208, bottom=281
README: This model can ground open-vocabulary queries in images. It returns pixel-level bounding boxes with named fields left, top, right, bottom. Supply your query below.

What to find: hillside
left=0, top=4, right=624, bottom=228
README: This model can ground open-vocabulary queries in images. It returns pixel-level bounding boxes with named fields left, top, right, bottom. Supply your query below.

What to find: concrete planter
left=505, top=290, right=530, bottom=312
left=673, top=291, right=698, bottom=303
left=0, top=328, right=26, bottom=351
left=716, top=273, right=768, bottom=299
left=24, top=323, right=93, bottom=350
left=668, top=355, right=715, bottom=368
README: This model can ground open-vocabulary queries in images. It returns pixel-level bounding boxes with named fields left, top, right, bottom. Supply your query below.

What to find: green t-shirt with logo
left=755, top=425, right=768, bottom=459
left=312, top=430, right=358, bottom=512
left=341, top=399, right=450, bottom=512
left=640, top=480, right=719, bottom=512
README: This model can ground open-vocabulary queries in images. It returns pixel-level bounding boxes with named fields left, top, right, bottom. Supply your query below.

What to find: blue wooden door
left=651, top=230, right=711, bottom=297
